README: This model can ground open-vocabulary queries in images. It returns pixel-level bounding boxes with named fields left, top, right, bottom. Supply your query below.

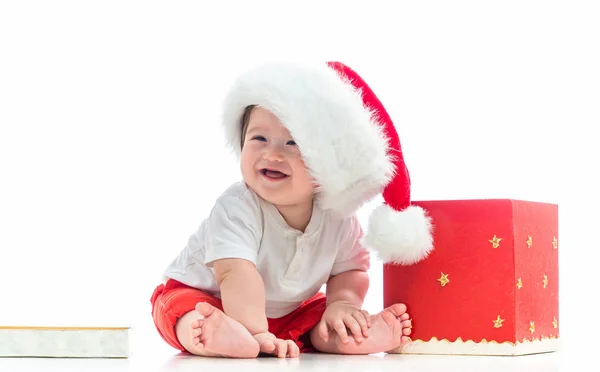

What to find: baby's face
left=240, top=107, right=315, bottom=208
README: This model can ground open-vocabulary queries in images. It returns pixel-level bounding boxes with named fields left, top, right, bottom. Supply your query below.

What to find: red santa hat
left=220, top=60, right=434, bottom=265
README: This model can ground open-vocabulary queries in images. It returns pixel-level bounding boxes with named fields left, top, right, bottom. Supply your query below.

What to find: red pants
left=150, top=279, right=327, bottom=353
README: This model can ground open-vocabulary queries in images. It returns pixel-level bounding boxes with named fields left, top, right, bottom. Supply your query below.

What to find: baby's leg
left=175, top=302, right=260, bottom=358
left=309, top=303, right=412, bottom=354
left=151, top=280, right=259, bottom=358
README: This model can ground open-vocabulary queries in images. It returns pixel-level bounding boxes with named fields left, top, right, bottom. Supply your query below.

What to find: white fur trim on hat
left=362, top=204, right=434, bottom=265
left=221, top=61, right=395, bottom=216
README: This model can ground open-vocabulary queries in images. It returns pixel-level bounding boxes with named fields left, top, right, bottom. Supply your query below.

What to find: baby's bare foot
left=339, top=303, right=411, bottom=354
left=176, top=302, right=259, bottom=358
left=311, top=303, right=411, bottom=355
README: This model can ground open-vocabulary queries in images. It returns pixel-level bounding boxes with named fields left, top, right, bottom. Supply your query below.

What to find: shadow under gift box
left=385, top=199, right=559, bottom=356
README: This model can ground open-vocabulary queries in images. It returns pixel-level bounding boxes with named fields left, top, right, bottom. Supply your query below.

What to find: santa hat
left=220, top=60, right=434, bottom=265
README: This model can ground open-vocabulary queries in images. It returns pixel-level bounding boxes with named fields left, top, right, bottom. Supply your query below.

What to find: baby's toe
left=192, top=335, right=204, bottom=347
left=399, top=313, right=410, bottom=321
left=191, top=327, right=202, bottom=337
left=191, top=318, right=204, bottom=329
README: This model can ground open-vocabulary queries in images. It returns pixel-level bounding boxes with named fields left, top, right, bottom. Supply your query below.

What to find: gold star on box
left=489, top=235, right=502, bottom=248
left=553, top=317, right=558, bottom=328
left=493, top=315, right=504, bottom=328
left=437, top=272, right=450, bottom=287
left=542, top=274, right=548, bottom=289
left=516, top=278, right=523, bottom=289
left=526, top=236, right=532, bottom=248
left=552, top=236, right=558, bottom=249
left=529, top=321, right=535, bottom=334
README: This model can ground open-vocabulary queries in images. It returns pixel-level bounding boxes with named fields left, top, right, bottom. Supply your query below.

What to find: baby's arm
left=214, top=258, right=300, bottom=357
left=326, top=269, right=369, bottom=307
left=315, top=214, right=373, bottom=343
left=214, top=258, right=268, bottom=335
left=315, top=270, right=371, bottom=343
left=327, top=214, right=371, bottom=308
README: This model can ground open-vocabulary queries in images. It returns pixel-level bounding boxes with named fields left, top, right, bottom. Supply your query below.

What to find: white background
left=1, top=0, right=598, bottom=359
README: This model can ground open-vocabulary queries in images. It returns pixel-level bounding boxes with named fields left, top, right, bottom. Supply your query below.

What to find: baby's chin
left=254, top=187, right=312, bottom=207
left=257, top=191, right=296, bottom=206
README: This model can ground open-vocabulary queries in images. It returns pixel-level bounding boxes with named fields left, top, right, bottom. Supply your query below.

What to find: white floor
left=0, top=320, right=593, bottom=372
left=0, top=347, right=580, bottom=372
left=0, top=352, right=571, bottom=372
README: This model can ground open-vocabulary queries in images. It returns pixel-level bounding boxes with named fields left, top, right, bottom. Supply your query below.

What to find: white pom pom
left=361, top=204, right=434, bottom=265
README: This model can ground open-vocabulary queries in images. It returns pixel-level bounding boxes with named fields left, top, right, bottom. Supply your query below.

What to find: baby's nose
left=263, top=147, right=285, bottom=162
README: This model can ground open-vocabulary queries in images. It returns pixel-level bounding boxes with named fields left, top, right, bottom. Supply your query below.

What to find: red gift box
left=385, top=199, right=560, bottom=355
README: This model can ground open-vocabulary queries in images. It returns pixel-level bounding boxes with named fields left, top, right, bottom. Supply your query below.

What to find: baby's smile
left=261, top=168, right=289, bottom=180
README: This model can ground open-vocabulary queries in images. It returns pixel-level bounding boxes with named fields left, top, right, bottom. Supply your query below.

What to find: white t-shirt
left=162, top=181, right=370, bottom=318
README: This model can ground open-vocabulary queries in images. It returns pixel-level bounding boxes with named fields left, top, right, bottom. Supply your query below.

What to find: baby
left=150, top=61, right=434, bottom=358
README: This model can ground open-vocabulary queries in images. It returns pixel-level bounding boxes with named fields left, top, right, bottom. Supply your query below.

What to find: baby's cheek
left=295, top=165, right=317, bottom=186
left=291, top=159, right=308, bottom=174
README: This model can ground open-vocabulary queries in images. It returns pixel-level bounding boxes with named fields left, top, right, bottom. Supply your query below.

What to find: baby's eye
left=252, top=135, right=267, bottom=142
left=286, top=140, right=297, bottom=146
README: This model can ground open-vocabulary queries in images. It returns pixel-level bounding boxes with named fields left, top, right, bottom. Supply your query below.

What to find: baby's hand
left=252, top=332, right=299, bottom=358
left=316, top=300, right=371, bottom=343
